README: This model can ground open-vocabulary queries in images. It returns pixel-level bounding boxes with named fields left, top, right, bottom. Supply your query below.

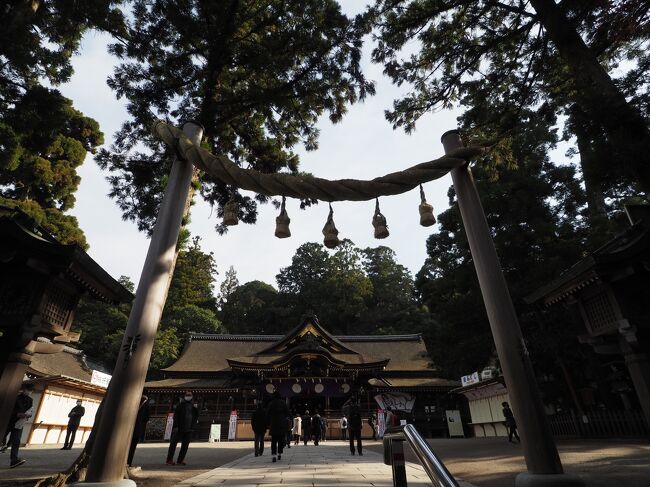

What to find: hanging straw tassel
left=372, top=198, right=389, bottom=239
left=322, top=203, right=340, bottom=249
left=223, top=197, right=239, bottom=226
left=275, top=196, right=291, bottom=238
left=418, top=184, right=436, bottom=227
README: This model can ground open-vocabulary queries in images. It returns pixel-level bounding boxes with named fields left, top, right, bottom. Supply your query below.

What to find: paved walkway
left=176, top=442, right=465, bottom=487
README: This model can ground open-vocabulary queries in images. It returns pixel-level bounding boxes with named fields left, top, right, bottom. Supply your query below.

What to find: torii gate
left=80, top=121, right=584, bottom=487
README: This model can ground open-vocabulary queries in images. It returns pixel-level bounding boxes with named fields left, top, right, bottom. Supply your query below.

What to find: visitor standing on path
left=502, top=402, right=520, bottom=443
left=320, top=414, right=327, bottom=441
left=62, top=399, right=85, bottom=450
left=7, top=383, right=34, bottom=468
left=166, top=391, right=198, bottom=465
left=266, top=391, right=290, bottom=462
left=343, top=395, right=363, bottom=456
left=251, top=402, right=267, bottom=457
left=311, top=411, right=322, bottom=445
left=128, top=395, right=150, bottom=466
left=292, top=412, right=301, bottom=445
left=301, top=410, right=312, bottom=445
left=339, top=415, right=348, bottom=440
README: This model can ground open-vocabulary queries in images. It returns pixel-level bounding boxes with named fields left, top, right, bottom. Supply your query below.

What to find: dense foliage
left=364, top=0, right=650, bottom=197
left=0, top=1, right=125, bottom=247
left=97, top=0, right=374, bottom=234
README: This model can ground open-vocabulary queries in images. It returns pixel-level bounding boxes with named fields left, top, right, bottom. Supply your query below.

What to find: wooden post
left=442, top=130, right=584, bottom=487
left=83, top=122, right=204, bottom=485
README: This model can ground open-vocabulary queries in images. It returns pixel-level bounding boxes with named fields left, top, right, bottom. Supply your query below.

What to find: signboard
left=209, top=423, right=221, bottom=442
left=163, top=413, right=174, bottom=440
left=227, top=410, right=238, bottom=440
left=374, top=392, right=415, bottom=412
left=90, top=370, right=111, bottom=388
left=461, top=371, right=480, bottom=388
left=445, top=410, right=464, bottom=437
left=377, top=409, right=385, bottom=438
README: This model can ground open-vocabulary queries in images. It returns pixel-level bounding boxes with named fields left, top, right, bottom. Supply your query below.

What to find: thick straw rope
left=152, top=121, right=490, bottom=202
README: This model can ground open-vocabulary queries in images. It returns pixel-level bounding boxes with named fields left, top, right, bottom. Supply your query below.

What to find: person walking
left=368, top=413, right=377, bottom=441
left=320, top=414, right=327, bottom=442
left=266, top=391, right=289, bottom=462
left=62, top=399, right=85, bottom=450
left=344, top=395, right=363, bottom=456
left=7, top=383, right=34, bottom=468
left=166, top=391, right=198, bottom=465
left=311, top=411, right=322, bottom=446
left=292, top=413, right=301, bottom=445
left=502, top=402, right=520, bottom=443
left=339, top=415, right=348, bottom=440
left=251, top=401, right=267, bottom=457
left=128, top=395, right=150, bottom=467
left=285, top=414, right=293, bottom=448
left=301, top=410, right=312, bottom=445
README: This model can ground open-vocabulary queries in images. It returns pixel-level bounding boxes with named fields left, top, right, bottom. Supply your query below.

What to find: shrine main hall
left=144, top=317, right=459, bottom=440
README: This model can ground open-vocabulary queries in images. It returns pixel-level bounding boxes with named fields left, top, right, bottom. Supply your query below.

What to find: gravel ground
left=1, top=437, right=648, bottom=487
left=366, top=437, right=650, bottom=487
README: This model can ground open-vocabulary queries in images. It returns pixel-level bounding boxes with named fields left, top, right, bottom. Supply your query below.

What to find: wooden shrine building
left=144, top=317, right=459, bottom=440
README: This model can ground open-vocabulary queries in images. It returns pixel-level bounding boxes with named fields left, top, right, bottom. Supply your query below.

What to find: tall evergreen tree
left=415, top=113, right=588, bottom=378
left=97, top=0, right=374, bottom=234
left=0, top=1, right=126, bottom=247
left=364, top=1, right=650, bottom=195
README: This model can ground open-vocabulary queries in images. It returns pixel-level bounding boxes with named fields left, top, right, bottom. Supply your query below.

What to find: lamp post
left=82, top=121, right=204, bottom=486
left=442, top=130, right=584, bottom=487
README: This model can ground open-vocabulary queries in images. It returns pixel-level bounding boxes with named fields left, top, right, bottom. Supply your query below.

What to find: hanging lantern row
left=223, top=187, right=436, bottom=246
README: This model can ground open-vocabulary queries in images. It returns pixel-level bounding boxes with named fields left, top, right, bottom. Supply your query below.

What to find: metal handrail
left=383, top=424, right=459, bottom=487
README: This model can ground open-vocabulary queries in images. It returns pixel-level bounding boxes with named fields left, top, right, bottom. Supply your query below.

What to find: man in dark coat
left=62, top=399, right=85, bottom=450
left=266, top=391, right=289, bottom=462
left=128, top=395, right=150, bottom=466
left=301, top=410, right=312, bottom=445
left=343, top=395, right=363, bottom=456
left=311, top=411, right=322, bottom=446
left=251, top=402, right=267, bottom=456
left=502, top=402, right=520, bottom=443
left=7, top=383, right=34, bottom=468
left=166, top=391, right=198, bottom=465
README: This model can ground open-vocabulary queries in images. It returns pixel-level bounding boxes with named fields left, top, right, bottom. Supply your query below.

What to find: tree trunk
left=530, top=0, right=650, bottom=193
left=569, top=107, right=607, bottom=221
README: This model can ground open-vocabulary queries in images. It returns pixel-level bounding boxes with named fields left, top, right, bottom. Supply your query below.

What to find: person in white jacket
left=292, top=413, right=302, bottom=445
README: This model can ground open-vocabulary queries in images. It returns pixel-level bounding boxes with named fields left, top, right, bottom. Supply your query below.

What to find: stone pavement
left=176, top=442, right=468, bottom=487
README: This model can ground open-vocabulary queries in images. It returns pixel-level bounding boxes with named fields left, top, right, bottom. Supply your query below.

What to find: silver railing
left=383, top=424, right=459, bottom=487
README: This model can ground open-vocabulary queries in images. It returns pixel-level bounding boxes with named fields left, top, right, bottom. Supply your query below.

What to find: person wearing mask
left=251, top=401, right=267, bottom=457
left=62, top=399, right=85, bottom=450
left=7, top=383, right=34, bottom=468
left=128, top=395, right=150, bottom=467
left=301, top=410, right=312, bottom=446
left=266, top=391, right=289, bottom=463
left=166, top=391, right=198, bottom=465
left=502, top=402, right=520, bottom=443
left=339, top=415, right=348, bottom=440
left=292, top=412, right=301, bottom=445
left=343, top=395, right=363, bottom=456
left=311, top=411, right=322, bottom=446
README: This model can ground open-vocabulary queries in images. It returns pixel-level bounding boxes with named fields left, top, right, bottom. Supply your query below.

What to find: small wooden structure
left=526, top=204, right=650, bottom=426
left=22, top=346, right=109, bottom=446
left=452, top=376, right=512, bottom=438
left=0, top=205, right=132, bottom=438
